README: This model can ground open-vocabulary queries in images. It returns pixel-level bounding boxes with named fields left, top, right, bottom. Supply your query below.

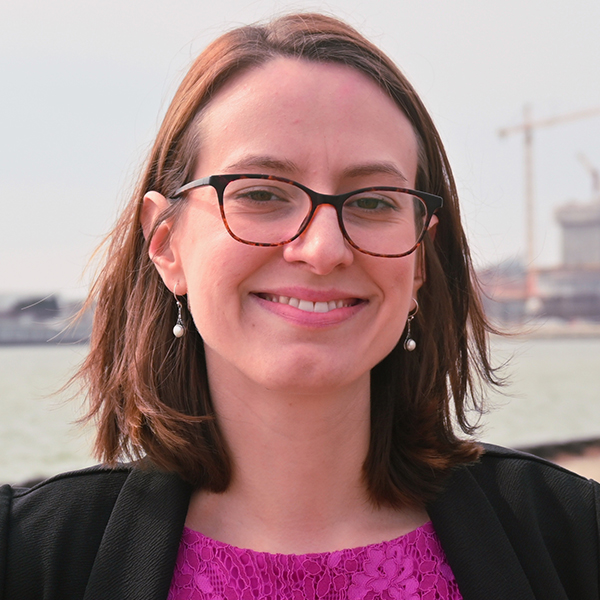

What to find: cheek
left=182, top=255, right=234, bottom=333
left=178, top=240, right=269, bottom=341
left=381, top=257, right=418, bottom=301
left=377, top=259, right=418, bottom=335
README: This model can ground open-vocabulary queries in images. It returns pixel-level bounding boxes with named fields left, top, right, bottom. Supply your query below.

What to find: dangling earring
left=172, top=283, right=185, bottom=338
left=404, top=299, right=419, bottom=352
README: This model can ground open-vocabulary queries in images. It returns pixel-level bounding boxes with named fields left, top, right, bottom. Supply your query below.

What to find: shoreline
left=492, top=320, right=600, bottom=339
left=519, top=436, right=600, bottom=480
left=14, top=438, right=600, bottom=487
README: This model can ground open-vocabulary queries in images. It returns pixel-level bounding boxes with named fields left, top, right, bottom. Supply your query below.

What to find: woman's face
left=148, top=57, right=426, bottom=395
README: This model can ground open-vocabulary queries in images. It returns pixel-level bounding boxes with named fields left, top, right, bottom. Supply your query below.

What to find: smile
left=257, top=294, right=359, bottom=313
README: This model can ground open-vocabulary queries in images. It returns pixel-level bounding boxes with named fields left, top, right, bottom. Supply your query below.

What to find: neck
left=185, top=358, right=429, bottom=553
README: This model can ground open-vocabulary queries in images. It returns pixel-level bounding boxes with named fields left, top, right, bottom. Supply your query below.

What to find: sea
left=1, top=338, right=599, bottom=485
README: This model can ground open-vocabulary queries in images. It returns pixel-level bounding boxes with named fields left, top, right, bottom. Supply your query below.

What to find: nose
left=282, top=205, right=354, bottom=274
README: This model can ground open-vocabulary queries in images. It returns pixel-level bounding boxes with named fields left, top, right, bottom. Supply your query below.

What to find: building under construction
left=537, top=199, right=600, bottom=320
left=480, top=196, right=600, bottom=323
left=482, top=106, right=600, bottom=324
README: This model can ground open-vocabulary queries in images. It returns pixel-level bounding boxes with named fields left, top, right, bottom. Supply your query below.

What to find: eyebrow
left=224, top=155, right=408, bottom=184
left=224, top=155, right=299, bottom=174
left=341, top=162, right=408, bottom=183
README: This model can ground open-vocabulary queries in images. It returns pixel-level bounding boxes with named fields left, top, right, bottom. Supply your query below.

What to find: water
left=0, top=345, right=95, bottom=484
left=1, top=339, right=599, bottom=484
left=481, top=337, right=600, bottom=447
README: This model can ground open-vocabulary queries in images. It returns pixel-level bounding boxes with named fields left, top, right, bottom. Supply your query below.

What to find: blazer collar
left=83, top=467, right=192, bottom=600
left=428, top=464, right=538, bottom=600
left=82, top=459, right=560, bottom=600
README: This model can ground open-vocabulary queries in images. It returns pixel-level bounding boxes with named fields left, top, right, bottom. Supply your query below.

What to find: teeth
left=262, top=294, right=354, bottom=313
left=298, top=299, right=313, bottom=311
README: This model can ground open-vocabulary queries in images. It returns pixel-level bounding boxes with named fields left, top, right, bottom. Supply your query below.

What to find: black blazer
left=1, top=445, right=599, bottom=599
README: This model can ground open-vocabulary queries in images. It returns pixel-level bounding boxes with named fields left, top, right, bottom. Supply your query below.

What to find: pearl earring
left=404, top=299, right=419, bottom=352
left=172, top=283, right=185, bottom=338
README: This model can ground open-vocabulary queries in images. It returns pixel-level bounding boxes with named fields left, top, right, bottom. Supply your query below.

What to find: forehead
left=195, top=57, right=419, bottom=183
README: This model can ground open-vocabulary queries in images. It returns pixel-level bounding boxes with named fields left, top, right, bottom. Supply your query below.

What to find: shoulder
left=0, top=465, right=132, bottom=599
left=469, top=442, right=599, bottom=500
left=429, top=444, right=600, bottom=597
left=436, top=441, right=600, bottom=513
left=1, top=464, right=191, bottom=600
left=0, top=465, right=133, bottom=570
left=3, top=464, right=133, bottom=526
left=451, top=443, right=599, bottom=557
left=434, top=442, right=600, bottom=543
left=453, top=443, right=600, bottom=519
left=1, top=461, right=189, bottom=541
left=7, top=462, right=133, bottom=494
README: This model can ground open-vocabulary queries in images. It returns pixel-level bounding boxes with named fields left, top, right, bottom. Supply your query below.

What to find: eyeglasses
left=172, top=174, right=443, bottom=258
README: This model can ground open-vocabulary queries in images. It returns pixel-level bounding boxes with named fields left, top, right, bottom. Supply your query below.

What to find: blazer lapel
left=83, top=467, right=192, bottom=600
left=428, top=466, right=537, bottom=600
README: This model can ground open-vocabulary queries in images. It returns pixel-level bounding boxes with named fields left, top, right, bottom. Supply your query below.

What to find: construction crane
left=577, top=153, right=600, bottom=200
left=498, top=105, right=600, bottom=313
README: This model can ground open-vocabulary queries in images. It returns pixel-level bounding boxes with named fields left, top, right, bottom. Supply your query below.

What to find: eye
left=343, top=190, right=418, bottom=229
left=229, top=184, right=294, bottom=205
left=238, top=188, right=281, bottom=202
left=346, top=193, right=398, bottom=213
left=351, top=196, right=393, bottom=211
left=223, top=181, right=308, bottom=221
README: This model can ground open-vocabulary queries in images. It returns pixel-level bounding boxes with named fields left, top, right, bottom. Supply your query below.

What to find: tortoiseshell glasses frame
left=172, top=174, right=443, bottom=258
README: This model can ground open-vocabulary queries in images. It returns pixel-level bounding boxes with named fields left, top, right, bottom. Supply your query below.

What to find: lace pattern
left=168, top=521, right=462, bottom=600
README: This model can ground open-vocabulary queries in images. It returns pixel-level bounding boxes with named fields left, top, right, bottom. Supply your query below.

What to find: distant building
left=538, top=266, right=600, bottom=320
left=478, top=260, right=527, bottom=323
left=479, top=197, right=600, bottom=323
left=0, top=294, right=93, bottom=344
left=537, top=199, right=600, bottom=321
left=555, top=200, right=600, bottom=266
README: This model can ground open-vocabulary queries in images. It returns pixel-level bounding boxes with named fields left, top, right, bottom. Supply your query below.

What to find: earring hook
left=172, top=283, right=185, bottom=338
left=404, top=298, right=419, bottom=351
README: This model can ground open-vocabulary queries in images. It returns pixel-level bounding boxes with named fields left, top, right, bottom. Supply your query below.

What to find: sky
left=2, top=0, right=600, bottom=298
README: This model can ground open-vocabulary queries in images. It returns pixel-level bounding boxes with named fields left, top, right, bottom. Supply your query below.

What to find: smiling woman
left=143, top=57, right=432, bottom=400
left=1, top=12, right=598, bottom=600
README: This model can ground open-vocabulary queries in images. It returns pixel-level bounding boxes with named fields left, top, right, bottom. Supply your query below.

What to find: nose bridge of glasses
left=309, top=189, right=348, bottom=210
left=299, top=189, right=348, bottom=236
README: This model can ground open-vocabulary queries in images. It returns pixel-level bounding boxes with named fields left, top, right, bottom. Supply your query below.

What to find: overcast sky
left=2, top=0, right=600, bottom=297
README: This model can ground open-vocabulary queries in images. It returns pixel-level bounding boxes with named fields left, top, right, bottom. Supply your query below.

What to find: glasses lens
left=222, top=178, right=311, bottom=244
left=342, top=190, right=428, bottom=256
left=221, top=178, right=428, bottom=255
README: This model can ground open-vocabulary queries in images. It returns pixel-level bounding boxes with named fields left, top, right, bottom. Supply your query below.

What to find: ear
left=141, top=191, right=187, bottom=293
left=412, top=215, right=438, bottom=296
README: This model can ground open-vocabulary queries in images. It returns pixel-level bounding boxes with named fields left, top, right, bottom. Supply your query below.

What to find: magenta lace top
left=168, top=521, right=462, bottom=599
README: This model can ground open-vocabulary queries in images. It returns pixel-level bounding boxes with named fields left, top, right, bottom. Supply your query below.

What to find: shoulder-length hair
left=77, top=12, right=499, bottom=507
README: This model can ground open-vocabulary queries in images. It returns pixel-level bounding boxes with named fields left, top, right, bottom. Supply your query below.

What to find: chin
left=252, top=360, right=368, bottom=397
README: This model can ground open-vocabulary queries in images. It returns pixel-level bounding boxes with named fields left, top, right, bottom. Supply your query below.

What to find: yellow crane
left=498, top=105, right=600, bottom=313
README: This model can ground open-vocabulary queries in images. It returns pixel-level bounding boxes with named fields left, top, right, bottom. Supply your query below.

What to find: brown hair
left=77, top=13, right=499, bottom=507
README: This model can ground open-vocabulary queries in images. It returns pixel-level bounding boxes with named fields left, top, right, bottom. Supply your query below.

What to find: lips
left=256, top=293, right=361, bottom=313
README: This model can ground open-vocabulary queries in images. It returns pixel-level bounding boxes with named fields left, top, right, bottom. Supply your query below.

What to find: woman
left=1, top=13, right=598, bottom=600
